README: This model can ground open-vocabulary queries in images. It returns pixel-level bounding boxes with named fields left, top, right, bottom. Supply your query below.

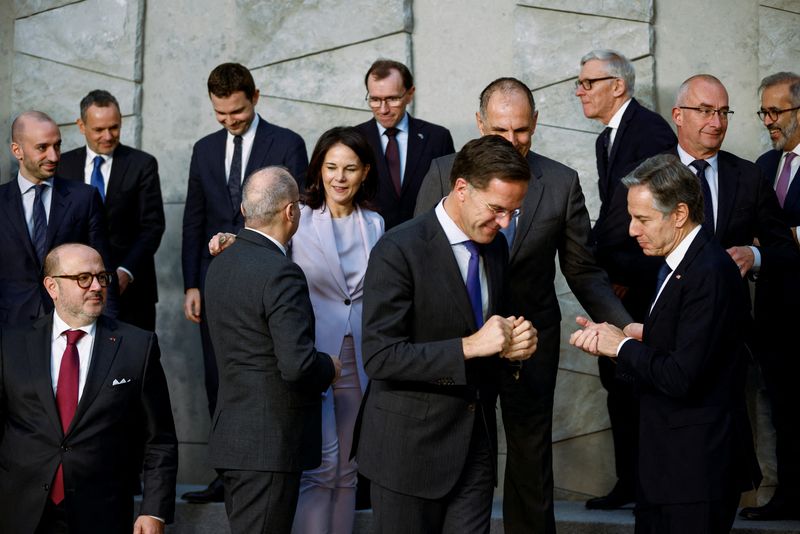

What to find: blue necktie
left=91, top=155, right=105, bottom=202
left=462, top=240, right=484, bottom=328
left=651, top=260, right=672, bottom=310
left=32, top=183, right=48, bottom=264
left=690, top=159, right=714, bottom=235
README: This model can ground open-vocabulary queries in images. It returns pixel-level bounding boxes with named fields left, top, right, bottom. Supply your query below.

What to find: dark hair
left=79, top=90, right=120, bottom=121
left=364, top=59, right=414, bottom=90
left=622, top=154, right=704, bottom=224
left=759, top=71, right=800, bottom=107
left=479, top=77, right=536, bottom=120
left=303, top=127, right=378, bottom=210
left=207, top=63, right=257, bottom=100
left=450, top=136, right=530, bottom=190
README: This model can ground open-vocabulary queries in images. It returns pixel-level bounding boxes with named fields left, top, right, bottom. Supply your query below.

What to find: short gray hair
left=580, top=49, right=635, bottom=96
left=622, top=154, right=704, bottom=225
left=675, top=74, right=724, bottom=107
left=241, top=166, right=298, bottom=226
left=759, top=71, right=800, bottom=107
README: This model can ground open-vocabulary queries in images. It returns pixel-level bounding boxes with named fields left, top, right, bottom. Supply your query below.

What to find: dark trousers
left=634, top=491, right=740, bottom=534
left=599, top=355, right=639, bottom=493
left=370, top=409, right=494, bottom=534
left=499, top=322, right=559, bottom=534
left=220, top=469, right=301, bottom=534
left=200, top=305, right=219, bottom=417
left=35, top=501, right=69, bottom=534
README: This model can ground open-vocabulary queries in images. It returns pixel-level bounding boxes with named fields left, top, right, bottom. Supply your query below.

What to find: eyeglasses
left=52, top=271, right=113, bottom=288
left=365, top=91, right=408, bottom=109
left=679, top=106, right=734, bottom=120
left=574, top=77, right=617, bottom=91
left=756, top=106, right=800, bottom=121
left=471, top=188, right=522, bottom=220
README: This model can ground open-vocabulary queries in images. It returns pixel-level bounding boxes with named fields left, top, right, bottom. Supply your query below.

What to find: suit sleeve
left=138, top=333, right=178, bottom=522
left=414, top=158, right=449, bottom=217
left=752, top=166, right=800, bottom=275
left=282, top=135, right=309, bottom=190
left=119, top=155, right=165, bottom=278
left=181, top=145, right=206, bottom=291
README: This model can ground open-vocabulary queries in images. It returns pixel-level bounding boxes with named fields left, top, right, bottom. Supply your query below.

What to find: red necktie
left=385, top=127, right=401, bottom=197
left=51, top=329, right=85, bottom=504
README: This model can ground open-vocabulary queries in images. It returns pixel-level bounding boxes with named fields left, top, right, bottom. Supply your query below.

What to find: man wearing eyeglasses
left=355, top=59, right=455, bottom=229
left=0, top=242, right=178, bottom=534
left=739, top=72, right=800, bottom=521
left=575, top=49, right=677, bottom=511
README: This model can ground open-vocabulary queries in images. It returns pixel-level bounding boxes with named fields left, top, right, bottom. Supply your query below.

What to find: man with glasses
left=356, top=59, right=454, bottom=229
left=739, top=72, right=800, bottom=521
left=575, top=49, right=677, bottom=511
left=0, top=242, right=178, bottom=533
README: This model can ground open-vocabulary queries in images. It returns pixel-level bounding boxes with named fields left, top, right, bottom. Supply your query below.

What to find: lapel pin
left=418, top=133, right=424, bottom=139
left=109, top=336, right=116, bottom=342
left=675, top=275, right=682, bottom=280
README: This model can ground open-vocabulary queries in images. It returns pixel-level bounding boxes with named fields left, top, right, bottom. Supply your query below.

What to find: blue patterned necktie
left=690, top=159, right=714, bottom=235
left=91, top=155, right=105, bottom=202
left=462, top=240, right=484, bottom=328
left=32, top=183, right=48, bottom=264
left=229, top=135, right=243, bottom=214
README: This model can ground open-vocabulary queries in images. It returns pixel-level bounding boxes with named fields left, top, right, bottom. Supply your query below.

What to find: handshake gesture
left=463, top=315, right=538, bottom=361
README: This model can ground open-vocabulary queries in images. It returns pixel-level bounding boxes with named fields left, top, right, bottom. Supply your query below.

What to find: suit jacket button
left=344, top=299, right=351, bottom=305
left=43, top=483, right=50, bottom=491
left=467, top=403, right=476, bottom=412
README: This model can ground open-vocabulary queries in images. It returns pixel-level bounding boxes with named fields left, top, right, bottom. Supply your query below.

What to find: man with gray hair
left=575, top=49, right=677, bottom=510
left=204, top=166, right=341, bottom=533
left=740, top=72, right=800, bottom=521
left=570, top=154, right=761, bottom=534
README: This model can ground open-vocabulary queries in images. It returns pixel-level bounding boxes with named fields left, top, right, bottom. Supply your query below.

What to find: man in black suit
left=570, top=154, right=761, bottom=534
left=575, top=49, right=677, bottom=510
left=416, top=78, right=633, bottom=534
left=0, top=243, right=178, bottom=534
left=181, top=63, right=309, bottom=502
left=57, top=90, right=165, bottom=332
left=355, top=59, right=455, bottom=229
left=739, top=72, right=800, bottom=521
left=204, top=167, right=339, bottom=534
left=357, top=136, right=537, bottom=533
left=1, top=111, right=109, bottom=327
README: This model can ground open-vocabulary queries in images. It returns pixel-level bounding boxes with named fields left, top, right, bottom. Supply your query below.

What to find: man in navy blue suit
left=181, top=63, right=309, bottom=503
left=0, top=111, right=109, bottom=327
left=575, top=49, right=677, bottom=510
left=740, top=71, right=800, bottom=521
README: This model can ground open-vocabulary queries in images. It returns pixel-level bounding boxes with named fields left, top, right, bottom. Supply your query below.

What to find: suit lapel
left=715, top=154, right=738, bottom=239
left=105, top=144, right=130, bottom=207
left=607, top=99, right=637, bottom=172
left=311, top=208, right=350, bottom=296
left=647, top=230, right=706, bottom=324
left=27, top=316, right=63, bottom=436
left=245, top=117, right=276, bottom=177
left=46, top=179, right=71, bottom=251
left=510, top=152, right=545, bottom=261
left=365, top=120, right=394, bottom=198
left=1, top=182, right=38, bottom=263
left=402, top=116, right=423, bottom=196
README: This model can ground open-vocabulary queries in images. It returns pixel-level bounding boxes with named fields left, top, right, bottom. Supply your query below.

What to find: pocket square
left=112, top=378, right=132, bottom=386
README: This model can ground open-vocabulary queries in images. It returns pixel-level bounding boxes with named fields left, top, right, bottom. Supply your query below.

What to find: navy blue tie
left=229, top=135, right=243, bottom=215
left=500, top=216, right=517, bottom=250
left=690, top=159, right=714, bottom=235
left=91, top=155, right=105, bottom=202
left=462, top=240, right=484, bottom=328
left=651, top=260, right=672, bottom=310
left=32, top=183, right=48, bottom=264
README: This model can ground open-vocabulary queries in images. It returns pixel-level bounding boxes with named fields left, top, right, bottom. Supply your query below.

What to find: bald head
left=11, top=110, right=57, bottom=143
left=43, top=243, right=107, bottom=327
left=44, top=243, right=104, bottom=277
left=10, top=110, right=62, bottom=183
left=672, top=74, right=730, bottom=159
left=241, top=166, right=299, bottom=227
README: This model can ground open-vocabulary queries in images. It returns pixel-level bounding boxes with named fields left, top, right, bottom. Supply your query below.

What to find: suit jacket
left=291, top=205, right=384, bottom=393
left=57, top=144, right=166, bottom=309
left=0, top=178, right=109, bottom=326
left=205, top=229, right=335, bottom=472
left=592, top=99, right=677, bottom=319
left=182, top=116, right=308, bottom=292
left=356, top=115, right=454, bottom=230
left=616, top=230, right=761, bottom=504
left=0, top=314, right=178, bottom=532
left=415, top=151, right=631, bottom=333
left=356, top=210, right=507, bottom=499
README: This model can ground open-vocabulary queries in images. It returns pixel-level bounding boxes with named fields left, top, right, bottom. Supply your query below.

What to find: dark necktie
left=651, top=260, right=672, bottom=311
left=384, top=127, right=401, bottom=197
left=690, top=159, right=715, bottom=235
left=500, top=216, right=517, bottom=250
left=32, top=183, right=48, bottom=265
left=595, top=127, right=612, bottom=200
left=228, top=135, right=243, bottom=215
left=775, top=152, right=797, bottom=208
left=462, top=240, right=484, bottom=328
left=51, top=329, right=86, bottom=504
left=90, top=155, right=105, bottom=202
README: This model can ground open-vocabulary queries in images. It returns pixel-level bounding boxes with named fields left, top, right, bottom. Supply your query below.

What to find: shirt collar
left=17, top=173, right=53, bottom=194
left=665, top=224, right=702, bottom=272
left=677, top=144, right=719, bottom=173
left=85, top=145, right=113, bottom=165
left=245, top=226, right=287, bottom=255
left=376, top=112, right=409, bottom=136
left=52, top=310, right=97, bottom=341
left=607, top=98, right=632, bottom=129
left=435, top=198, right=471, bottom=245
left=228, top=113, right=259, bottom=142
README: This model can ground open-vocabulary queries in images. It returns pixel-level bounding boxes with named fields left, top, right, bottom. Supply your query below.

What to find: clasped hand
left=568, top=316, right=642, bottom=358
left=463, top=315, right=537, bottom=361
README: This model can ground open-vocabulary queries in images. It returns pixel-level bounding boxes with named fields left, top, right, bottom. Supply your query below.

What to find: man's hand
left=133, top=515, right=164, bottom=534
left=569, top=316, right=626, bottom=357
left=622, top=322, right=643, bottom=341
left=330, top=355, right=342, bottom=384
left=462, top=315, right=513, bottom=359
left=209, top=232, right=237, bottom=256
left=500, top=316, right=537, bottom=361
left=116, top=268, right=131, bottom=294
left=726, top=246, right=755, bottom=277
left=183, top=288, right=202, bottom=323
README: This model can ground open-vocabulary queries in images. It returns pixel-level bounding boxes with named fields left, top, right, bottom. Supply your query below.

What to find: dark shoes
left=181, top=476, right=224, bottom=504
left=585, top=483, right=635, bottom=510
left=739, top=491, right=800, bottom=520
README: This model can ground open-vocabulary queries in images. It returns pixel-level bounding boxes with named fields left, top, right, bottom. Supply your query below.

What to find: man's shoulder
left=98, top=315, right=154, bottom=344
left=408, top=115, right=451, bottom=136
left=379, top=210, right=436, bottom=248
left=718, top=150, right=761, bottom=175
left=114, top=143, right=157, bottom=165
left=59, top=145, right=86, bottom=162
left=755, top=149, right=780, bottom=168
left=53, top=176, right=97, bottom=196
left=355, top=118, right=376, bottom=132
left=193, top=128, right=226, bottom=151
left=257, top=117, right=304, bottom=145
left=529, top=151, right=577, bottom=177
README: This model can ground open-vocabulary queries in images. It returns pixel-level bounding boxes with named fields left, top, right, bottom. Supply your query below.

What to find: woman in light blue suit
left=291, top=127, right=383, bottom=534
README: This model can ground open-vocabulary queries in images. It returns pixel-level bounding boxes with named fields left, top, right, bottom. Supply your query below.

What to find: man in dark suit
left=1, top=111, right=109, bottom=327
left=0, top=243, right=178, bottom=534
left=355, top=59, right=455, bottom=229
left=416, top=78, right=632, bottom=534
left=181, top=63, right=309, bottom=502
left=357, top=135, right=537, bottom=533
left=57, top=90, right=165, bottom=332
left=739, top=72, right=800, bottom=521
left=570, top=154, right=761, bottom=534
left=575, top=49, right=677, bottom=509
left=204, top=167, right=339, bottom=534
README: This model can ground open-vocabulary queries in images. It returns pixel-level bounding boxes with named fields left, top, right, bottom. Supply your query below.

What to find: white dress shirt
left=246, top=226, right=287, bottom=256
left=83, top=146, right=113, bottom=196
left=606, top=98, right=632, bottom=149
left=376, top=112, right=409, bottom=185
left=225, top=114, right=259, bottom=182
left=51, top=311, right=97, bottom=399
left=17, top=173, right=53, bottom=239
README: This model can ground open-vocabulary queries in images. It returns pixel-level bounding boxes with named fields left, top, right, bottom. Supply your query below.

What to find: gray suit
left=416, top=151, right=631, bottom=534
left=204, top=228, right=335, bottom=534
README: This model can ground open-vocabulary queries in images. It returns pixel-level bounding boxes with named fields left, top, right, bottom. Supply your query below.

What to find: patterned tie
left=51, top=329, right=86, bottom=504
left=384, top=127, right=401, bottom=197
left=775, top=152, right=797, bottom=208
left=690, top=159, right=715, bottom=235
left=90, top=155, right=105, bottom=202
left=228, top=135, right=243, bottom=215
left=32, top=183, right=48, bottom=265
left=462, top=240, right=484, bottom=328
